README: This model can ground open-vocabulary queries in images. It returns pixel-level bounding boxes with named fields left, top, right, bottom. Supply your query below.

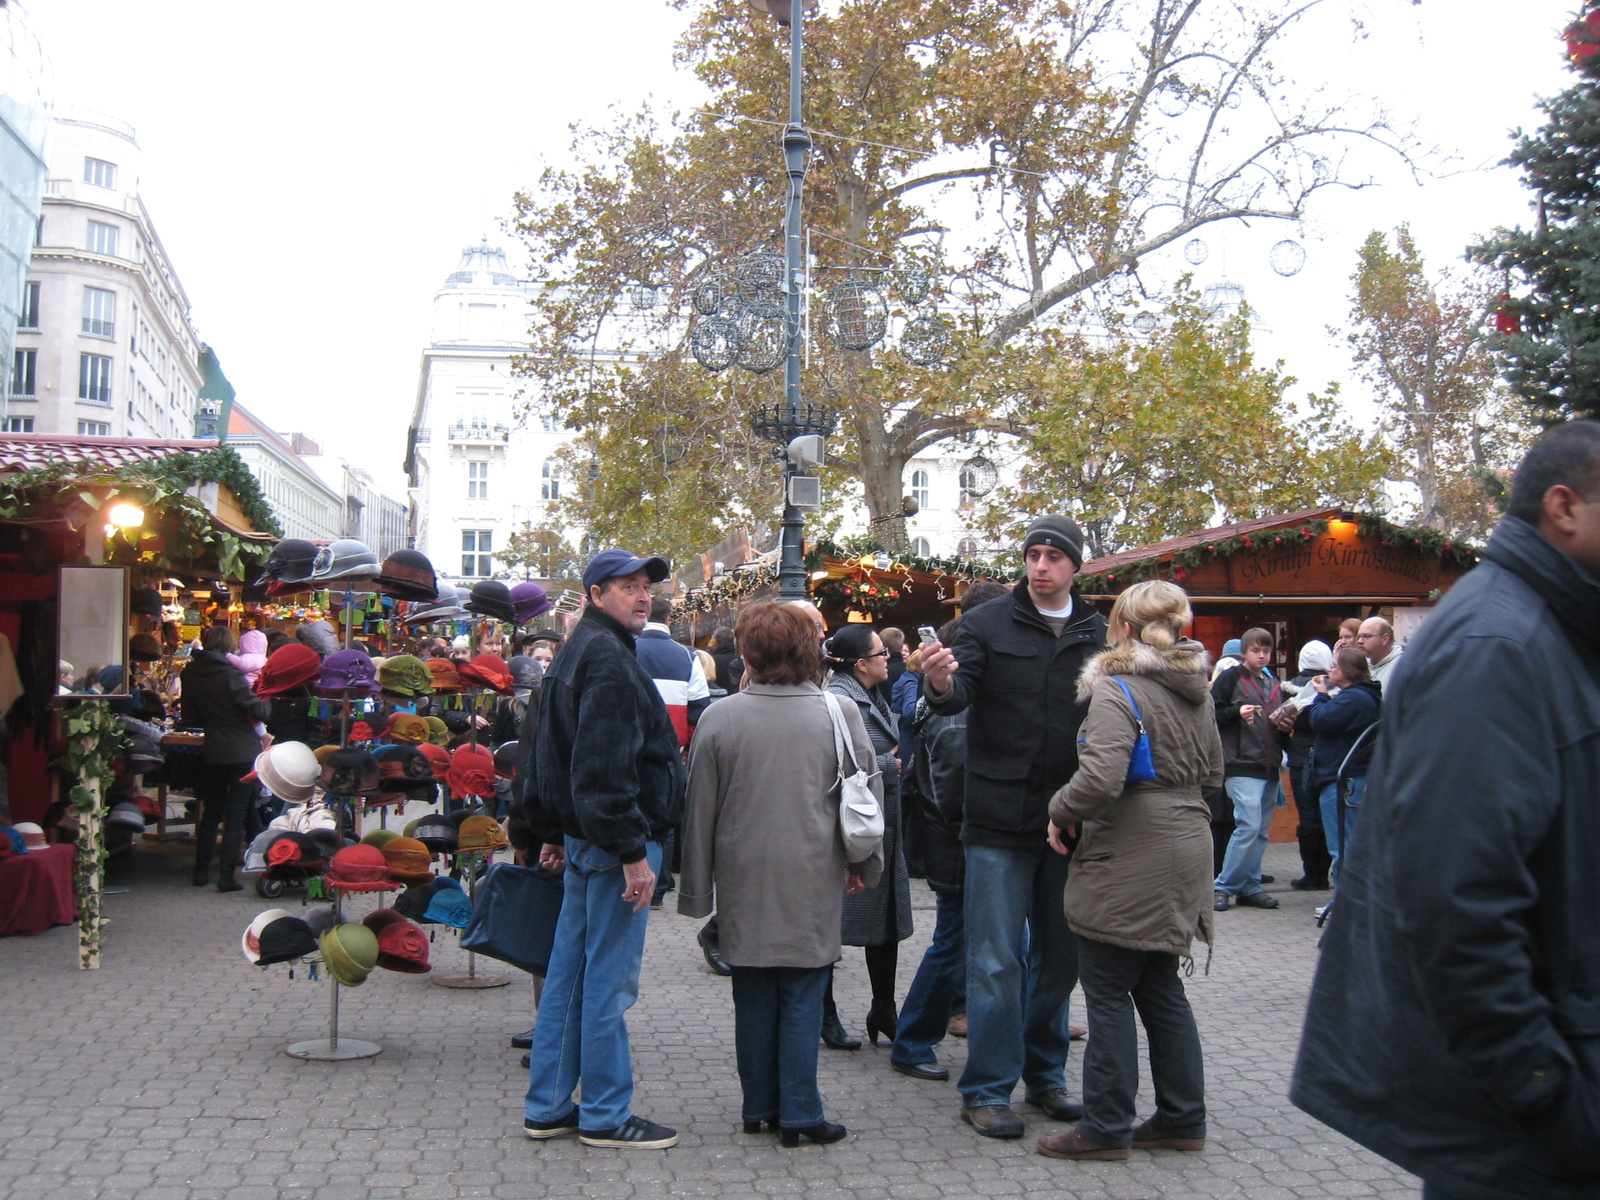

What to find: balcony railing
left=447, top=422, right=510, bottom=443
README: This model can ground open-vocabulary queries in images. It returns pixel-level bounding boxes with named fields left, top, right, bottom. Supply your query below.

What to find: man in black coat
left=521, top=548, right=683, bottom=1151
left=921, top=515, right=1108, bottom=1139
left=1291, top=421, right=1600, bottom=1200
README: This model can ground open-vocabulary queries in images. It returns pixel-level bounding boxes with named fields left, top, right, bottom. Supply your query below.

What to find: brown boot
left=1036, top=1126, right=1129, bottom=1161
left=946, top=1013, right=968, bottom=1038
left=1130, top=1118, right=1205, bottom=1151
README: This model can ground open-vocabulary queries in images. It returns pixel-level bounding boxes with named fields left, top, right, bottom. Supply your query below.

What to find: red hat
left=348, top=721, right=377, bottom=743
left=324, top=844, right=399, bottom=893
left=255, top=644, right=323, bottom=696
left=362, top=908, right=432, bottom=973
left=417, top=742, right=451, bottom=780
left=447, top=744, right=497, bottom=801
left=458, top=654, right=513, bottom=695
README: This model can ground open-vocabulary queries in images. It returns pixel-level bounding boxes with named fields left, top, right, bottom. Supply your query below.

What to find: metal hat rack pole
left=284, top=884, right=381, bottom=1060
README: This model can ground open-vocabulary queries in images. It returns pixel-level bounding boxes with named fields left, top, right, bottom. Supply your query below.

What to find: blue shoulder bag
left=1112, top=677, right=1158, bottom=783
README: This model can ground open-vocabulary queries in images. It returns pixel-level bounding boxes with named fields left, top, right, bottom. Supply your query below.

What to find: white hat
left=249, top=742, right=320, bottom=804
left=13, top=822, right=45, bottom=851
left=242, top=908, right=294, bottom=964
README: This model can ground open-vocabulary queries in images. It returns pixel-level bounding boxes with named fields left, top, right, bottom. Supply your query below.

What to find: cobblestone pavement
left=0, top=837, right=1419, bottom=1200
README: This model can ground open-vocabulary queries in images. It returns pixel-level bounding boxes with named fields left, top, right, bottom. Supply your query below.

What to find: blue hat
left=582, top=549, right=670, bottom=593
left=1222, top=638, right=1243, bottom=657
left=423, top=876, right=472, bottom=928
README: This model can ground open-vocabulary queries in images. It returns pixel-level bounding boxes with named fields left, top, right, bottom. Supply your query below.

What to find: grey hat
left=302, top=905, right=340, bottom=938
left=310, top=538, right=380, bottom=583
left=1021, top=514, right=1085, bottom=569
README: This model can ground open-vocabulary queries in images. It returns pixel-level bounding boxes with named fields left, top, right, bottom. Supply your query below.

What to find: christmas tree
left=1471, top=6, right=1600, bottom=422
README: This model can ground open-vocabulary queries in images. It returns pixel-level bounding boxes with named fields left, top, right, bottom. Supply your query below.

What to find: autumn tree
left=977, top=287, right=1388, bottom=558
left=1349, top=228, right=1533, bottom=539
left=512, top=0, right=1421, bottom=563
left=497, top=524, right=585, bottom=589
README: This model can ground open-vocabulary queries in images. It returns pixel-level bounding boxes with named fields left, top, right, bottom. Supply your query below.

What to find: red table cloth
left=0, top=844, right=77, bottom=936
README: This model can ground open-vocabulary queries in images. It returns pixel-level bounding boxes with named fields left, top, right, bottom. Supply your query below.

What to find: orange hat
left=384, top=712, right=430, bottom=745
left=417, top=742, right=451, bottom=780
left=458, top=654, right=513, bottom=695
left=425, top=657, right=462, bottom=693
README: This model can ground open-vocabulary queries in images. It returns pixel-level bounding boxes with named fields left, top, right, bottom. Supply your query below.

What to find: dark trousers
left=731, top=965, right=830, bottom=1128
left=1421, top=1185, right=1467, bottom=1200
left=1077, top=936, right=1206, bottom=1147
left=194, top=760, right=254, bottom=873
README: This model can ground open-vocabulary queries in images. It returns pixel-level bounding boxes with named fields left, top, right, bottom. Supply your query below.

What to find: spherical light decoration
left=1224, top=89, right=1242, bottom=110
left=1183, top=238, right=1208, bottom=265
left=692, top=276, right=725, bottom=315
left=1269, top=239, right=1307, bottom=277
left=690, top=315, right=745, bottom=372
left=900, top=314, right=951, bottom=366
left=1132, top=312, right=1160, bottom=335
left=1155, top=83, right=1188, bottom=118
left=959, top=455, right=998, bottom=499
left=629, top=282, right=659, bottom=311
left=735, top=249, right=787, bottom=320
left=735, top=317, right=785, bottom=375
left=822, top=280, right=889, bottom=351
left=895, top=258, right=932, bottom=306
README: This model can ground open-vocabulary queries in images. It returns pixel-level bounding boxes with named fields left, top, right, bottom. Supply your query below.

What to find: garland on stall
left=60, top=702, right=127, bottom=970
left=141, top=448, right=283, bottom=537
left=1076, top=515, right=1481, bottom=592
left=674, top=565, right=778, bottom=617
left=812, top=575, right=901, bottom=615
left=805, top=536, right=1017, bottom=581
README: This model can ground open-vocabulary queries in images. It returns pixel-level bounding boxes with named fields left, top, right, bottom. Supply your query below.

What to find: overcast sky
left=22, top=0, right=1582, bottom=496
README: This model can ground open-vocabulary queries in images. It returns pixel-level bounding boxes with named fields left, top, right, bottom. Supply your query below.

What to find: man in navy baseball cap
left=580, top=549, right=670, bottom=595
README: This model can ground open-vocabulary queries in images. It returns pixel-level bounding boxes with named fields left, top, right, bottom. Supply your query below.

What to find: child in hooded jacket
left=227, top=629, right=268, bottom=687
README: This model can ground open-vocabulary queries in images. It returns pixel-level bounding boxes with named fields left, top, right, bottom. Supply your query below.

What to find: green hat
left=318, top=923, right=380, bottom=988
left=376, top=654, right=434, bottom=697
left=423, top=716, right=450, bottom=747
left=361, top=829, right=400, bottom=850
left=403, top=818, right=421, bottom=839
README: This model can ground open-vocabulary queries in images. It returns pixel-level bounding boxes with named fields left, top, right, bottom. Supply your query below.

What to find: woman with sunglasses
left=822, top=624, right=914, bottom=1053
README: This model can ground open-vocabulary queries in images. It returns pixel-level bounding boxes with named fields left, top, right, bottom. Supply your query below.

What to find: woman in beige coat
left=679, top=602, right=884, bottom=1147
left=1037, top=581, right=1223, bottom=1163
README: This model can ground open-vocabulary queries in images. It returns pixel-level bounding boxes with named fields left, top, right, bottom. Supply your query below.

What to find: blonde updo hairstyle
left=1106, top=580, right=1191, bottom=651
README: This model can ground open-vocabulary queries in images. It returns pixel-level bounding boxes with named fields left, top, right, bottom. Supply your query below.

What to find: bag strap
left=823, top=692, right=860, bottom=780
left=1112, top=676, right=1148, bottom=737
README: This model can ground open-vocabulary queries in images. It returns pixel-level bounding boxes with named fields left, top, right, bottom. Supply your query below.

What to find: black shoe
left=742, top=1117, right=779, bottom=1134
left=1236, top=891, right=1280, bottom=909
left=821, top=1012, right=861, bottom=1051
left=864, top=1001, right=898, bottom=1046
left=523, top=1110, right=579, bottom=1139
left=892, top=1061, right=948, bottom=1082
left=1024, top=1089, right=1085, bottom=1122
left=520, top=1053, right=530, bottom=1068
left=1290, top=875, right=1328, bottom=891
left=1213, top=890, right=1231, bottom=912
left=780, top=1121, right=847, bottom=1147
left=1259, top=874, right=1275, bottom=884
left=192, top=868, right=209, bottom=887
left=216, top=874, right=242, bottom=893
left=697, top=924, right=732, bottom=977
left=511, top=1028, right=536, bottom=1049
left=578, top=1115, right=678, bottom=1149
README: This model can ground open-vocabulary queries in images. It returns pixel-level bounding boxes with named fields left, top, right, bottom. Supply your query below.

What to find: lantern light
left=107, top=503, right=145, bottom=528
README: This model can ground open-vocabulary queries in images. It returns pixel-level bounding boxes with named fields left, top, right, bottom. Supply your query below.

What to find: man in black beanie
left=920, top=514, right=1108, bottom=1139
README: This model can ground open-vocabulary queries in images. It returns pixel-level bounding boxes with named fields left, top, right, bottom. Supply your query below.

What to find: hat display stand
left=283, top=888, right=382, bottom=1061
left=431, top=846, right=509, bottom=989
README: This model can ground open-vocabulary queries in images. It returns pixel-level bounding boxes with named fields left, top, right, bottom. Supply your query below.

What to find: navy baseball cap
left=582, top=549, right=670, bottom=593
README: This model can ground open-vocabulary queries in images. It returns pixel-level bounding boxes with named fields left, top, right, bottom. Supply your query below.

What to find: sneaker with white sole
left=579, top=1115, right=678, bottom=1149
left=523, top=1110, right=580, bottom=1139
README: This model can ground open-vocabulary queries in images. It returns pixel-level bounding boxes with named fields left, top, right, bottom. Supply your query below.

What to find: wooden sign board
left=1228, top=525, right=1441, bottom=596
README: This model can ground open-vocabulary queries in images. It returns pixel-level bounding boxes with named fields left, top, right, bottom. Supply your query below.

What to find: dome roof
left=441, top=241, right=525, bottom=292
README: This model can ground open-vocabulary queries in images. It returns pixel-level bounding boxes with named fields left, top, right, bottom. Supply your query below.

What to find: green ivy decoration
left=806, top=537, right=1019, bottom=582
left=61, top=702, right=128, bottom=969
left=674, top=566, right=778, bottom=618
left=813, top=575, right=901, bottom=615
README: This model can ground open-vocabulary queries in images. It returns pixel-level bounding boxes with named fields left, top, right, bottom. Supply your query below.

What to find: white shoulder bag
left=823, top=691, right=884, bottom=863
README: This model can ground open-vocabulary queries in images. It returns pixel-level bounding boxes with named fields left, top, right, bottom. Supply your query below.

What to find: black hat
left=464, top=579, right=516, bottom=624
left=377, top=549, right=438, bottom=602
left=1021, top=514, right=1085, bottom=569
left=441, top=710, right=470, bottom=734
left=263, top=830, right=327, bottom=880
left=393, top=880, right=436, bottom=922
left=131, top=587, right=164, bottom=618
left=413, top=814, right=458, bottom=853
left=255, top=916, right=318, bottom=965
left=319, top=749, right=381, bottom=797
left=256, top=539, right=321, bottom=586
left=506, top=655, right=542, bottom=691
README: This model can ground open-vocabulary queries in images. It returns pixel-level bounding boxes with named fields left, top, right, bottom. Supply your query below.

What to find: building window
left=540, top=411, right=560, bottom=433
left=540, top=461, right=559, bottom=501
left=467, top=460, right=489, bottom=499
left=2, top=417, right=34, bottom=433
left=77, top=420, right=110, bottom=437
left=86, top=220, right=118, bottom=256
left=956, top=536, right=979, bottom=557
left=18, top=281, right=39, bottom=330
left=84, top=157, right=117, bottom=189
left=80, top=353, right=113, bottom=403
left=910, top=537, right=932, bottom=557
left=461, top=529, right=493, bottom=577
left=83, top=287, right=115, bottom=338
left=10, top=349, right=36, bottom=398
left=910, top=469, right=930, bottom=511
left=958, top=465, right=980, bottom=506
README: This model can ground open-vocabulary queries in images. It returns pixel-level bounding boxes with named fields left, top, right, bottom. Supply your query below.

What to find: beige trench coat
left=677, top=681, right=885, bottom=968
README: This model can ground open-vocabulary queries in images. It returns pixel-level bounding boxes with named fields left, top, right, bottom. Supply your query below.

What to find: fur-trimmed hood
left=1077, top=637, right=1212, bottom=704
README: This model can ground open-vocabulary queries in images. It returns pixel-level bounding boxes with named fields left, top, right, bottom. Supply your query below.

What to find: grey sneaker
left=1236, top=891, right=1280, bottom=909
left=579, top=1115, right=679, bottom=1149
left=1213, top=890, right=1231, bottom=912
left=961, top=1105, right=1025, bottom=1139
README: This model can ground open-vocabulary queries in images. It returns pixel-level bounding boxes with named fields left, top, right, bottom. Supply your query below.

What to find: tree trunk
left=857, top=426, right=909, bottom=554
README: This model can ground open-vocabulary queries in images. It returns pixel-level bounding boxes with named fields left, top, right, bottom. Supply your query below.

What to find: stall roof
left=1081, top=507, right=1342, bottom=575
left=0, top=433, right=220, bottom=474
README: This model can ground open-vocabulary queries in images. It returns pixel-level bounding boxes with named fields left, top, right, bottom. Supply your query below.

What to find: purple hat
left=510, top=582, right=553, bottom=625
left=318, top=648, right=379, bottom=694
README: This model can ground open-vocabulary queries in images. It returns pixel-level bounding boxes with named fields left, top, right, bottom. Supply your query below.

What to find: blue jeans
left=1214, top=776, right=1281, bottom=897
left=524, top=838, right=660, bottom=1132
left=730, top=964, right=829, bottom=1128
left=1319, top=776, right=1366, bottom=885
left=890, top=890, right=965, bottom=1069
left=959, top=843, right=1077, bottom=1107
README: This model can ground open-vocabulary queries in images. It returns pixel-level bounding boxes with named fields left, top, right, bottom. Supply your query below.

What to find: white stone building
left=304, top=453, right=410, bottom=561
left=225, top=403, right=343, bottom=543
left=8, top=109, right=201, bottom=441
left=405, top=242, right=576, bottom=585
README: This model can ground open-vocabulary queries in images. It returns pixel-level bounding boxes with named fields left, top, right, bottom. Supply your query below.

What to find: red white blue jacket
left=635, top=624, right=711, bottom=748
